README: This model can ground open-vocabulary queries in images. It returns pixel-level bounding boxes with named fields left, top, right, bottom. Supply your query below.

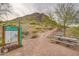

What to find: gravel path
left=2, top=28, right=79, bottom=56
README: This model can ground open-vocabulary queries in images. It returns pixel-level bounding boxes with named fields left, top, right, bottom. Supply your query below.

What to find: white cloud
left=1, top=3, right=36, bottom=21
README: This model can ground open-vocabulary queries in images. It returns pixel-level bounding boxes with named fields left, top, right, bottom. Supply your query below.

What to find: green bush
left=31, top=34, right=38, bottom=39
left=0, top=39, right=2, bottom=47
left=32, top=30, right=38, bottom=33
left=30, top=22, right=37, bottom=25
left=23, top=31, right=29, bottom=36
left=69, top=27, right=79, bottom=39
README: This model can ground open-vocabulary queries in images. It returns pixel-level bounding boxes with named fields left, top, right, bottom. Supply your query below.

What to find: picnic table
left=54, top=36, right=77, bottom=41
left=51, top=35, right=79, bottom=47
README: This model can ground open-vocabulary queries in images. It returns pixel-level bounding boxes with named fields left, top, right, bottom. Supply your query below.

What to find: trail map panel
left=4, top=26, right=18, bottom=45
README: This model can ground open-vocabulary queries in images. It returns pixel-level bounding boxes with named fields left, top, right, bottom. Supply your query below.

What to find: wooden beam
left=2, top=26, right=5, bottom=48
left=18, top=18, right=20, bottom=48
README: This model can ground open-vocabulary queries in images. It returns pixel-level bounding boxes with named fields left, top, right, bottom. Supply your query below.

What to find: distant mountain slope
left=26, top=12, right=47, bottom=21
left=8, top=12, right=57, bottom=26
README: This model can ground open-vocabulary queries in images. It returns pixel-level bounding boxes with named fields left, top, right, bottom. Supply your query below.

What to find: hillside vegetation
left=0, top=13, right=79, bottom=39
left=0, top=13, right=58, bottom=39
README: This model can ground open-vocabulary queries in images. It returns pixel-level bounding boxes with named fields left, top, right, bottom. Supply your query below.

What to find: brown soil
left=2, top=28, right=79, bottom=56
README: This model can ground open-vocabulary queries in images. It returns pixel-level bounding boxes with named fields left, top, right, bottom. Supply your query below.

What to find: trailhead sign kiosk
left=0, top=24, right=22, bottom=54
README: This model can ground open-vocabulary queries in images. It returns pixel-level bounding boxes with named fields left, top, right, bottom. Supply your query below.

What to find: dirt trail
left=2, top=28, right=79, bottom=56
left=32, top=28, right=58, bottom=55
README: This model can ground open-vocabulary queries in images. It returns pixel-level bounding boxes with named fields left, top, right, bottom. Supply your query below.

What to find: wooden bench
left=51, top=36, right=79, bottom=47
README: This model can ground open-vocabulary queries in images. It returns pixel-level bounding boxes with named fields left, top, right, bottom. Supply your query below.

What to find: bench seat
left=51, top=36, right=79, bottom=47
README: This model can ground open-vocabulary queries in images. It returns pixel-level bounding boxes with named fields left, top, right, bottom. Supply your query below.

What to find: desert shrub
left=26, top=31, right=29, bottom=35
left=0, top=39, right=2, bottom=47
left=69, top=27, right=79, bottom=39
left=30, top=22, right=37, bottom=25
left=47, top=26, right=53, bottom=30
left=23, top=31, right=29, bottom=36
left=31, top=34, right=38, bottom=39
left=32, top=30, right=38, bottom=33
left=48, top=27, right=53, bottom=30
left=36, top=27, right=41, bottom=30
left=42, top=16, right=57, bottom=27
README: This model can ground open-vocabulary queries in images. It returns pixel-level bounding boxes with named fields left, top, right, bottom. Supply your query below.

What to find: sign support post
left=18, top=18, right=20, bottom=48
left=2, top=26, right=5, bottom=48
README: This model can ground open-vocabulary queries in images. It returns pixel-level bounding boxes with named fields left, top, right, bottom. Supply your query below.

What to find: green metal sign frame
left=4, top=25, right=22, bottom=47
left=4, top=26, right=18, bottom=31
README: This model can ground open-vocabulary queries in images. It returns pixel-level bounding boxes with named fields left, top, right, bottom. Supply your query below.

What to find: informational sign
left=5, top=31, right=18, bottom=44
left=4, top=26, right=18, bottom=45
left=0, top=25, right=22, bottom=54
